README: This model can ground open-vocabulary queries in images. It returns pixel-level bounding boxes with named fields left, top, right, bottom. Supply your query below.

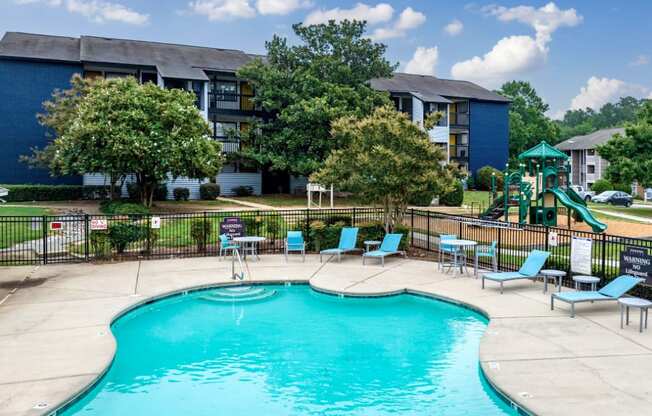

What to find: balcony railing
left=449, top=144, right=469, bottom=161
left=449, top=112, right=469, bottom=126
left=215, top=136, right=240, bottom=153
left=209, top=93, right=258, bottom=112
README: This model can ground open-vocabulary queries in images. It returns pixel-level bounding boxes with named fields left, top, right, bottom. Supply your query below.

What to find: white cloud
left=630, top=54, right=650, bottom=67
left=569, top=76, right=650, bottom=111
left=404, top=46, right=438, bottom=76
left=13, top=0, right=149, bottom=24
left=444, top=19, right=463, bottom=36
left=188, top=0, right=256, bottom=20
left=370, top=7, right=426, bottom=40
left=256, top=0, right=311, bottom=16
left=451, top=2, right=581, bottom=87
left=304, top=3, right=394, bottom=26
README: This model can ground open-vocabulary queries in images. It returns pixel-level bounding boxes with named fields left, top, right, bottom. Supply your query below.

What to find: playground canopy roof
left=518, top=141, right=569, bottom=161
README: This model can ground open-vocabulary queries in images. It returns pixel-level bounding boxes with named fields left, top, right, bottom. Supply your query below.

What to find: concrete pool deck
left=1, top=255, right=652, bottom=416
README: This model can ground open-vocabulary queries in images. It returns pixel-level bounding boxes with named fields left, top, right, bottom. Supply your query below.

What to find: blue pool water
left=63, top=285, right=516, bottom=415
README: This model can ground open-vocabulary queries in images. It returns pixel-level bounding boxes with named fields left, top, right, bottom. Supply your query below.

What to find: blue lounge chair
left=320, top=227, right=359, bottom=263
left=482, top=250, right=550, bottom=294
left=363, top=233, right=404, bottom=266
left=285, top=231, right=305, bottom=262
left=551, top=275, right=644, bottom=317
left=219, top=234, right=240, bottom=260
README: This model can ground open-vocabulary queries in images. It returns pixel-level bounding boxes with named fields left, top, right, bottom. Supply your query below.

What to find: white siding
left=290, top=175, right=308, bottom=194
left=218, top=172, right=261, bottom=196
left=428, top=126, right=449, bottom=144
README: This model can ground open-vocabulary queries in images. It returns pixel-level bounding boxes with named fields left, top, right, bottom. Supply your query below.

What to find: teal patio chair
left=438, top=234, right=457, bottom=271
left=482, top=250, right=550, bottom=294
left=219, top=234, right=240, bottom=260
left=320, top=227, right=359, bottom=263
left=363, top=233, right=404, bottom=266
left=476, top=240, right=498, bottom=272
left=551, top=275, right=644, bottom=318
left=285, top=231, right=305, bottom=262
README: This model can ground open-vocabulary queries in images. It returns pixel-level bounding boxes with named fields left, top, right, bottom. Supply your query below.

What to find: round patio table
left=364, top=240, right=381, bottom=253
left=573, top=275, right=600, bottom=291
left=443, top=240, right=477, bottom=276
left=619, top=297, right=652, bottom=333
left=540, top=269, right=565, bottom=293
left=233, top=236, right=266, bottom=260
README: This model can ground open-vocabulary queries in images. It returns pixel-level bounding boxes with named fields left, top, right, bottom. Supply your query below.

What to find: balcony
left=208, top=93, right=260, bottom=114
left=449, top=144, right=469, bottom=163
left=215, top=136, right=240, bottom=153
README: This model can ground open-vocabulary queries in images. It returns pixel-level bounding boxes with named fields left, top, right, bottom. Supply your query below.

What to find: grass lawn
left=588, top=204, right=652, bottom=219
left=232, top=194, right=368, bottom=208
left=0, top=205, right=52, bottom=249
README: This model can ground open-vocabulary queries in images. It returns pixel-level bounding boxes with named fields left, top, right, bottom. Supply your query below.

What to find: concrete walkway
left=216, top=196, right=276, bottom=210
left=1, top=256, right=652, bottom=415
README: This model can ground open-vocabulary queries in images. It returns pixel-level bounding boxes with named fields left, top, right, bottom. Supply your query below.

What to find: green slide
left=548, top=188, right=607, bottom=233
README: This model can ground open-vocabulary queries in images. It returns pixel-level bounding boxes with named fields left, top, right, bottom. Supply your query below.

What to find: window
left=192, top=81, right=204, bottom=110
left=391, top=96, right=400, bottom=112
left=425, top=103, right=448, bottom=127
left=164, top=79, right=187, bottom=90
left=587, top=149, right=595, bottom=156
left=214, top=122, right=238, bottom=139
left=141, top=72, right=158, bottom=84
left=105, top=72, right=131, bottom=80
left=84, top=70, right=102, bottom=80
left=587, top=165, right=595, bottom=174
left=212, top=80, right=237, bottom=102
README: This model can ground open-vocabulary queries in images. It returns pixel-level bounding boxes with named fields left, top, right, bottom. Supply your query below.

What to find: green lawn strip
left=233, top=194, right=367, bottom=208
left=588, top=204, right=652, bottom=219
left=0, top=206, right=51, bottom=249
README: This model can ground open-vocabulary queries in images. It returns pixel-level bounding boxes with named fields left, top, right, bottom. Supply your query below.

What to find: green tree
left=497, top=81, right=560, bottom=160
left=311, top=106, right=456, bottom=232
left=237, top=20, right=396, bottom=176
left=33, top=76, right=223, bottom=207
left=597, top=101, right=652, bottom=187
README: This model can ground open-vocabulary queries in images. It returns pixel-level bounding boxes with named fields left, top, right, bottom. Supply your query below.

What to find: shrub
left=107, top=222, right=143, bottom=253
left=408, top=190, right=436, bottom=206
left=154, top=183, right=168, bottom=201
left=173, top=187, right=190, bottom=201
left=476, top=166, right=504, bottom=191
left=200, top=183, right=220, bottom=200
left=190, top=218, right=211, bottom=252
left=1, top=185, right=110, bottom=202
left=614, top=183, right=632, bottom=194
left=126, top=182, right=140, bottom=201
left=591, top=179, right=613, bottom=194
left=243, top=215, right=264, bottom=235
left=100, top=201, right=150, bottom=215
left=90, top=231, right=111, bottom=259
left=357, top=221, right=409, bottom=250
left=232, top=185, right=254, bottom=197
left=264, top=215, right=283, bottom=240
left=440, top=180, right=464, bottom=206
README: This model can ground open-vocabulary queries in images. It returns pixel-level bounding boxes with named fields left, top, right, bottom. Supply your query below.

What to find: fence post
left=84, top=214, right=89, bottom=262
left=410, top=209, right=414, bottom=248
left=497, top=226, right=502, bottom=270
left=427, top=210, right=431, bottom=251
left=203, top=211, right=208, bottom=256
left=352, top=207, right=356, bottom=226
left=601, top=233, right=607, bottom=279
left=459, top=218, right=463, bottom=239
left=544, top=226, right=549, bottom=252
left=306, top=208, right=310, bottom=248
left=42, top=215, right=48, bottom=265
left=146, top=214, right=151, bottom=259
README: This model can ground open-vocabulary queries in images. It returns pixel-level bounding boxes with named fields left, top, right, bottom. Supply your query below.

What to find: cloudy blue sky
left=2, top=0, right=651, bottom=117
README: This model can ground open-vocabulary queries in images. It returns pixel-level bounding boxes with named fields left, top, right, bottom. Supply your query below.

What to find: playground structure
left=481, top=141, right=607, bottom=233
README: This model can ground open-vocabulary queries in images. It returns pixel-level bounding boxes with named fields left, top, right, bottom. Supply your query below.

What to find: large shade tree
left=597, top=101, right=652, bottom=188
left=311, top=106, right=456, bottom=232
left=497, top=81, right=560, bottom=160
left=237, top=20, right=396, bottom=176
left=30, top=75, right=223, bottom=206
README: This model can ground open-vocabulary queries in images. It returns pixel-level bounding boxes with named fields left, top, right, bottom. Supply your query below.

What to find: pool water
left=63, top=285, right=517, bottom=415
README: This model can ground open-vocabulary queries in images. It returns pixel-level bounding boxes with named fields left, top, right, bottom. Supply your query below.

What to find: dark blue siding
left=469, top=100, right=509, bottom=175
left=0, top=59, right=82, bottom=184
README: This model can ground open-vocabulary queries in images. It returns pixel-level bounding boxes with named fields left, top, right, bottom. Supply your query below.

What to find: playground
left=481, top=141, right=608, bottom=234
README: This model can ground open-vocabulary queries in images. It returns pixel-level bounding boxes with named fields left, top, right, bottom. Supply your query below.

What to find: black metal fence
left=1, top=207, right=651, bottom=295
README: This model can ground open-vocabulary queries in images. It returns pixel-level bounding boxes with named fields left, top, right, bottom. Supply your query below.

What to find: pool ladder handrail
left=231, top=248, right=245, bottom=280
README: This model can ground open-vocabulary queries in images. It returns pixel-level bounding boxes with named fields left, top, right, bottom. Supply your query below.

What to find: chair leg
left=382, top=257, right=384, bottom=267
left=482, top=276, right=485, bottom=289
left=551, top=295, right=554, bottom=311
left=320, top=253, right=323, bottom=263
left=500, top=281, right=503, bottom=294
left=571, top=302, right=575, bottom=318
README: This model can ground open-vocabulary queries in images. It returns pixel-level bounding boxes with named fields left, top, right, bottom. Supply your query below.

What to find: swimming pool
left=62, top=285, right=517, bottom=415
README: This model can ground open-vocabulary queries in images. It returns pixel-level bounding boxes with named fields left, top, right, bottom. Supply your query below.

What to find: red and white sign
left=49, top=221, right=63, bottom=231
left=90, top=219, right=108, bottom=231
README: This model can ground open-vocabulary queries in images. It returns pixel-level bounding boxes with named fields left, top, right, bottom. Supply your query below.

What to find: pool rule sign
left=620, top=247, right=652, bottom=284
left=220, top=217, right=245, bottom=238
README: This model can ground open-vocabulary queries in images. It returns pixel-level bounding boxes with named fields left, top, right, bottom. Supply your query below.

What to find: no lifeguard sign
left=220, top=217, right=244, bottom=238
left=620, top=247, right=652, bottom=284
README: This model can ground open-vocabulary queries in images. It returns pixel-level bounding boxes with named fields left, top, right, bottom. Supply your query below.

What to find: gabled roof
left=555, top=127, right=625, bottom=151
left=0, top=32, right=258, bottom=78
left=370, top=72, right=511, bottom=103
left=518, top=141, right=569, bottom=160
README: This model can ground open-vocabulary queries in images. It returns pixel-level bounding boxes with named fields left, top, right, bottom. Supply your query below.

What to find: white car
left=0, top=187, right=7, bottom=203
left=570, top=185, right=595, bottom=202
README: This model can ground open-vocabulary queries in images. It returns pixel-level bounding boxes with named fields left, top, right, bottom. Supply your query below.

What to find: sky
left=1, top=0, right=651, bottom=118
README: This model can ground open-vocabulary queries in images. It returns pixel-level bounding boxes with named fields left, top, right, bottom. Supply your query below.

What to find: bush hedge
left=200, top=183, right=220, bottom=200
left=173, top=187, right=190, bottom=201
left=476, top=166, right=504, bottom=191
left=99, top=201, right=150, bottom=215
left=440, top=180, right=464, bottom=206
left=232, top=185, right=254, bottom=197
left=590, top=179, right=612, bottom=194
left=1, top=185, right=111, bottom=202
left=408, top=190, right=436, bottom=206
left=127, top=183, right=168, bottom=201
left=300, top=219, right=409, bottom=252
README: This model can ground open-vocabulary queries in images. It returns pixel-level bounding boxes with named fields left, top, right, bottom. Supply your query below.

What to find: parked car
left=592, top=191, right=633, bottom=207
left=570, top=185, right=595, bottom=202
